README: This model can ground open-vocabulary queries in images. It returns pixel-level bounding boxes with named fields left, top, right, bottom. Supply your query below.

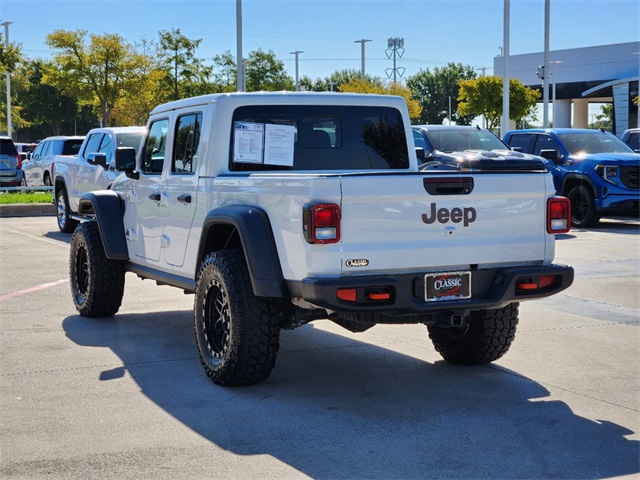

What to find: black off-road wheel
left=427, top=303, right=519, bottom=365
left=567, top=185, right=599, bottom=228
left=57, top=188, right=79, bottom=233
left=194, top=250, right=281, bottom=386
left=69, top=221, right=125, bottom=317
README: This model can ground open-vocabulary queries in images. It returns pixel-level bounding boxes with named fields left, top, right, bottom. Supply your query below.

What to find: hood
left=423, top=149, right=548, bottom=172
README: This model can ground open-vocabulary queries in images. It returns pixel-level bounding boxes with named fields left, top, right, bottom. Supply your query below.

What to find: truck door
left=162, top=110, right=202, bottom=268
left=129, top=118, right=170, bottom=262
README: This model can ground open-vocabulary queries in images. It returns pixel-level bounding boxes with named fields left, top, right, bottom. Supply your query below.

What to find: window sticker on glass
left=264, top=123, right=295, bottom=167
left=233, top=122, right=264, bottom=164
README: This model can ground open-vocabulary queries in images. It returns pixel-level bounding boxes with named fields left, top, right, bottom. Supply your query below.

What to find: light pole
left=236, top=0, right=244, bottom=91
left=542, top=0, right=550, bottom=127
left=354, top=39, right=371, bottom=80
left=2, top=21, right=12, bottom=138
left=290, top=50, right=303, bottom=91
left=634, top=52, right=640, bottom=128
left=501, top=0, right=510, bottom=139
left=551, top=60, right=563, bottom=127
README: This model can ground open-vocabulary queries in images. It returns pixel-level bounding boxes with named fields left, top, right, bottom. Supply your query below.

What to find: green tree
left=45, top=29, right=143, bottom=126
left=338, top=79, right=422, bottom=122
left=113, top=38, right=166, bottom=126
left=589, top=103, right=613, bottom=131
left=406, top=63, right=477, bottom=125
left=158, top=28, right=212, bottom=101
left=19, top=59, right=79, bottom=135
left=245, top=49, right=293, bottom=91
left=458, top=76, right=540, bottom=131
left=211, top=50, right=237, bottom=92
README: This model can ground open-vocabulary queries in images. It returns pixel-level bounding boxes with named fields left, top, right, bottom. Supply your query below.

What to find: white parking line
left=0, top=279, right=69, bottom=302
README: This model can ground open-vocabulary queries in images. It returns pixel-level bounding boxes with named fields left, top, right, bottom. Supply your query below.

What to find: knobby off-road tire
left=69, top=221, right=125, bottom=317
left=427, top=303, right=519, bottom=365
left=194, top=249, right=281, bottom=386
left=57, top=188, right=79, bottom=233
left=567, top=185, right=599, bottom=228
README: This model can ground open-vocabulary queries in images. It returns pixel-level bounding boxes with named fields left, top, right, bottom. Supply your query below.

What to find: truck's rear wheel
left=427, top=303, right=519, bottom=364
left=57, top=188, right=79, bottom=233
left=69, top=221, right=125, bottom=317
left=194, top=250, right=281, bottom=386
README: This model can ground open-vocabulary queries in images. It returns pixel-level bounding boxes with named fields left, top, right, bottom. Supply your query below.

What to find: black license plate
left=425, top=271, right=471, bottom=302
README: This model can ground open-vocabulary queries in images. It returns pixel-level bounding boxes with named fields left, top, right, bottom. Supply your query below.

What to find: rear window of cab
left=229, top=105, right=409, bottom=171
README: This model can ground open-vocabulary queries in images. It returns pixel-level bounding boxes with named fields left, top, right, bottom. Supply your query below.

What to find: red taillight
left=51, top=162, right=55, bottom=180
left=517, top=275, right=557, bottom=291
left=337, top=288, right=357, bottom=302
left=13, top=154, right=21, bottom=170
left=547, top=196, right=571, bottom=234
left=303, top=203, right=341, bottom=244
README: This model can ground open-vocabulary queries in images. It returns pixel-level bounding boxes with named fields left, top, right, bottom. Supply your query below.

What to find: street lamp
left=633, top=52, right=640, bottom=128
left=354, top=39, right=371, bottom=80
left=551, top=60, right=563, bottom=127
left=1, top=21, right=12, bottom=138
left=290, top=51, right=303, bottom=91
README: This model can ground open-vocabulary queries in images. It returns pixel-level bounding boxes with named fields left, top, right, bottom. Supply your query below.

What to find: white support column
left=554, top=99, right=572, bottom=128
left=573, top=99, right=589, bottom=128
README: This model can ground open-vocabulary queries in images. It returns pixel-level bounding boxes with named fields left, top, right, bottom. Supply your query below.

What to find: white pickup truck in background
left=53, top=126, right=146, bottom=232
left=67, top=92, right=574, bottom=386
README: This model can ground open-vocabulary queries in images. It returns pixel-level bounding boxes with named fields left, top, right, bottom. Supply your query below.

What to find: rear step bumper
left=297, top=264, right=574, bottom=314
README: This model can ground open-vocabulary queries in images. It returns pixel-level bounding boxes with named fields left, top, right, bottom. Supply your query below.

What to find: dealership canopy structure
left=494, top=42, right=640, bottom=135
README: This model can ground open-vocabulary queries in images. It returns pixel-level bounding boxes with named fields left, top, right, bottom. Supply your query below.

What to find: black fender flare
left=199, top=206, right=288, bottom=298
left=78, top=191, right=128, bottom=261
left=562, top=174, right=596, bottom=196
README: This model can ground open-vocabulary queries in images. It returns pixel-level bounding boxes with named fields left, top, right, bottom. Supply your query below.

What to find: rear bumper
left=0, top=169, right=24, bottom=186
left=296, top=264, right=574, bottom=315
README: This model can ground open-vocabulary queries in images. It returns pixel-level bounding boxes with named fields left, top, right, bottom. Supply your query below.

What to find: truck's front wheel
left=69, top=221, right=125, bottom=317
left=567, top=185, right=599, bottom=228
left=427, top=303, right=519, bottom=364
left=194, top=250, right=281, bottom=386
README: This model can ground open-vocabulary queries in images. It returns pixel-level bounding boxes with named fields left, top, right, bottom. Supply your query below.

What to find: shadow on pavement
left=63, top=311, right=639, bottom=479
left=43, top=230, right=72, bottom=244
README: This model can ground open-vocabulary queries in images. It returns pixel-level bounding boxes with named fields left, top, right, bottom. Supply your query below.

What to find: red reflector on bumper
left=517, top=275, right=557, bottom=291
left=337, top=288, right=357, bottom=302
left=367, top=292, right=390, bottom=301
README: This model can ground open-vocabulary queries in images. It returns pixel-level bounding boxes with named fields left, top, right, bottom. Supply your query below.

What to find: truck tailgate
left=339, top=173, right=552, bottom=274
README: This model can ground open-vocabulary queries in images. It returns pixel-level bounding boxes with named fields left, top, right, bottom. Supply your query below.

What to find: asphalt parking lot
left=1, top=215, right=638, bottom=479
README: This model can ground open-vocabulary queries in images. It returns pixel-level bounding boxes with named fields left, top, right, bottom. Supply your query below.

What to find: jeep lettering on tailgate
left=422, top=203, right=477, bottom=227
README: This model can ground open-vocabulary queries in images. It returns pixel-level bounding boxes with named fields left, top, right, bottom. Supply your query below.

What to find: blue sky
left=2, top=0, right=638, bottom=83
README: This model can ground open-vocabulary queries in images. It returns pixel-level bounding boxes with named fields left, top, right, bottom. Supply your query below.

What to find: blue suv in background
left=503, top=129, right=640, bottom=227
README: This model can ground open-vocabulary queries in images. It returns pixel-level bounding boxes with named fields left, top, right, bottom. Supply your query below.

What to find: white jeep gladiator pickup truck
left=53, top=126, right=146, bottom=232
left=68, top=92, right=574, bottom=386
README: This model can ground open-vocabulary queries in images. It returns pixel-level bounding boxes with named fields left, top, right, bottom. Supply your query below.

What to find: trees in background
left=457, top=76, right=540, bottom=131
left=407, top=63, right=477, bottom=125
left=338, top=78, right=422, bottom=122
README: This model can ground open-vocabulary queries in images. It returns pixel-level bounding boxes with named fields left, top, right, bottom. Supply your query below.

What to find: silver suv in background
left=0, top=136, right=24, bottom=187
left=22, top=136, right=85, bottom=187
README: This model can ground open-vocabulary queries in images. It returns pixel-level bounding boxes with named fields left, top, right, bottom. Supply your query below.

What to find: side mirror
left=415, top=147, right=426, bottom=162
left=115, top=147, right=139, bottom=179
left=87, top=152, right=108, bottom=169
left=26, top=152, right=31, bottom=160
left=539, top=149, right=562, bottom=164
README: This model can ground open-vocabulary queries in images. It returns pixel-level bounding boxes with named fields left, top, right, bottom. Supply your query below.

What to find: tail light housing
left=547, top=196, right=570, bottom=234
left=12, top=154, right=21, bottom=170
left=303, top=203, right=340, bottom=244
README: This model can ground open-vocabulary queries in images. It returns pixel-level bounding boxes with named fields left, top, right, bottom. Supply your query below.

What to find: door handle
left=149, top=193, right=161, bottom=202
left=177, top=194, right=192, bottom=204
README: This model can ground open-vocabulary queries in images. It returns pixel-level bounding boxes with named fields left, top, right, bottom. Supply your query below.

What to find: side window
left=141, top=119, right=169, bottom=174
left=413, top=130, right=426, bottom=150
left=532, top=135, right=560, bottom=156
left=40, top=141, right=52, bottom=157
left=51, top=140, right=63, bottom=155
left=83, top=133, right=104, bottom=159
left=99, top=134, right=114, bottom=162
left=628, top=133, right=639, bottom=151
left=31, top=142, right=44, bottom=160
left=507, top=134, right=534, bottom=153
left=172, top=112, right=202, bottom=174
